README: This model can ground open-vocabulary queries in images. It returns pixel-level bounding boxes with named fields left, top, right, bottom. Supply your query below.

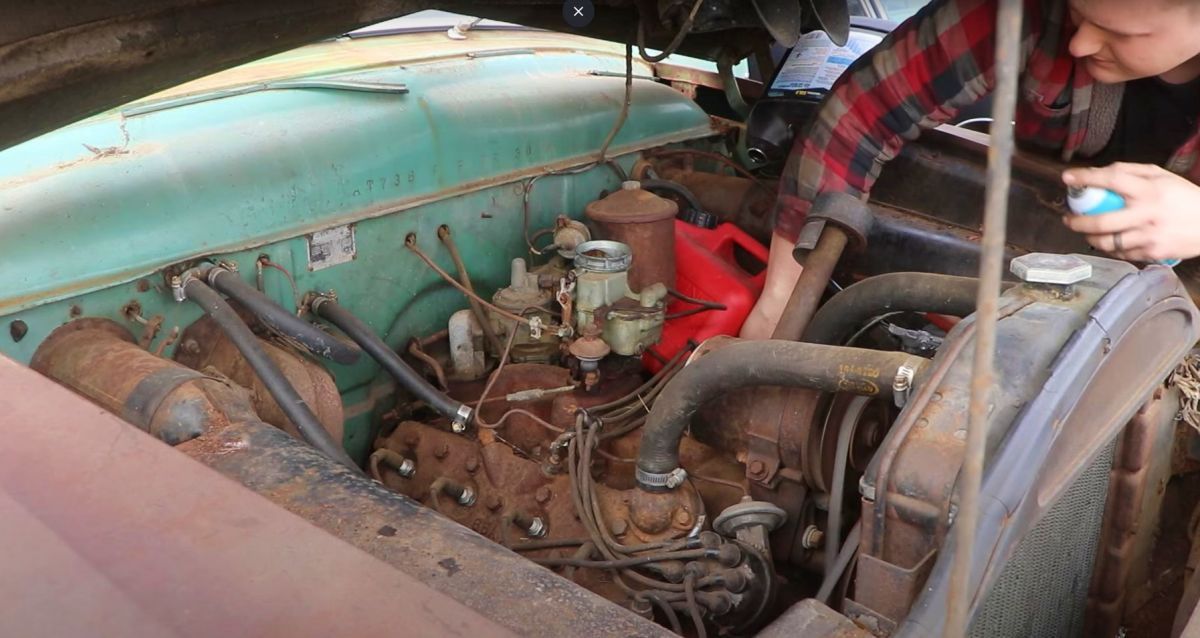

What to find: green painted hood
left=0, top=31, right=714, bottom=316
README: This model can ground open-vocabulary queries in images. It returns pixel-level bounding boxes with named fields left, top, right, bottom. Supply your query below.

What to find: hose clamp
left=171, top=270, right=200, bottom=303
left=452, top=404, right=473, bottom=433
left=205, top=265, right=231, bottom=287
left=636, top=466, right=688, bottom=491
left=309, top=294, right=330, bottom=313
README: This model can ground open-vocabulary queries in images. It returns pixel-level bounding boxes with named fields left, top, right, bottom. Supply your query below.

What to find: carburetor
left=572, top=239, right=667, bottom=357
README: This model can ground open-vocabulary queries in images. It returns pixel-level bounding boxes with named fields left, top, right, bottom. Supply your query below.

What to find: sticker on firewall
left=307, top=224, right=356, bottom=271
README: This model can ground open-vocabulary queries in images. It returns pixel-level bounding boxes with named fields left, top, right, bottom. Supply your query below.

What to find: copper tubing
left=408, top=339, right=449, bottom=391
left=438, top=226, right=504, bottom=355
left=770, top=227, right=850, bottom=341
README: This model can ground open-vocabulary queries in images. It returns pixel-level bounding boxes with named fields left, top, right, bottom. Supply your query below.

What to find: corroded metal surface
left=585, top=185, right=678, bottom=293
left=377, top=419, right=706, bottom=603
left=1087, top=389, right=1182, bottom=637
left=183, top=418, right=672, bottom=637
left=0, top=352, right=509, bottom=638
left=758, top=599, right=872, bottom=638
left=174, top=314, right=345, bottom=442
left=29, top=318, right=259, bottom=444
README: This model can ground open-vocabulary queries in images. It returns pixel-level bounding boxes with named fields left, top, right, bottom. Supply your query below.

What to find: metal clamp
left=170, top=270, right=201, bottom=303
left=452, top=404, right=473, bottom=434
left=636, top=466, right=688, bottom=491
left=528, top=315, right=544, bottom=340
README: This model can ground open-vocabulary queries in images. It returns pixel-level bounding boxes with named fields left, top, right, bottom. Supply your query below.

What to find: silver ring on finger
left=1113, top=231, right=1124, bottom=253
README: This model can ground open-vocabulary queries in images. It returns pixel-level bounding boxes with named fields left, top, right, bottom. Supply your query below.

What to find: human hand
left=1062, top=163, right=1200, bottom=262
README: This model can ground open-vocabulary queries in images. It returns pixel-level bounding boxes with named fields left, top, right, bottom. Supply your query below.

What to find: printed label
left=307, top=224, right=356, bottom=271
left=769, top=30, right=884, bottom=97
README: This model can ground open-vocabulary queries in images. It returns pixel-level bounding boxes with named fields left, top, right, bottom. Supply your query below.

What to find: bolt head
left=451, top=420, right=467, bottom=434
left=457, top=486, right=477, bottom=507
left=801, top=525, right=825, bottom=549
left=1010, top=253, right=1092, bottom=285
left=527, top=517, right=547, bottom=538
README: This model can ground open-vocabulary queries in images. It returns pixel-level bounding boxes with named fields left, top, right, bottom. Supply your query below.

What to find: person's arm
left=742, top=0, right=1045, bottom=339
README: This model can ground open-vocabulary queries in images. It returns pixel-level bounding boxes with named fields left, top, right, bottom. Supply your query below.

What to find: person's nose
left=1069, top=22, right=1104, bottom=59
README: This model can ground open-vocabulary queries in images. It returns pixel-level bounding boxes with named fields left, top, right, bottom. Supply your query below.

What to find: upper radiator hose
left=802, top=273, right=1000, bottom=346
left=634, top=339, right=928, bottom=491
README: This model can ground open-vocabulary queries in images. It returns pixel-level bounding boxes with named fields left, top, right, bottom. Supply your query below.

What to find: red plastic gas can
left=644, top=220, right=769, bottom=372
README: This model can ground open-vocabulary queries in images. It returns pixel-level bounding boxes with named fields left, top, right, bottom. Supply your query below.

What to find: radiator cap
left=1010, top=253, right=1092, bottom=286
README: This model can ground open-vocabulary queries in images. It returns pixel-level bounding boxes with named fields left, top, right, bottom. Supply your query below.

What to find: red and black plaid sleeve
left=774, top=0, right=1047, bottom=242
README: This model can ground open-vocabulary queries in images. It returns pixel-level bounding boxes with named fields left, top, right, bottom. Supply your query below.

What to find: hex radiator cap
left=1010, top=253, right=1093, bottom=285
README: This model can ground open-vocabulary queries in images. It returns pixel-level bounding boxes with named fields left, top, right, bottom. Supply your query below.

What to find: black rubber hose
left=635, top=340, right=927, bottom=490
left=208, top=267, right=362, bottom=365
left=182, top=277, right=360, bottom=471
left=311, top=296, right=472, bottom=426
left=802, top=272, right=998, bottom=346
left=640, top=178, right=706, bottom=215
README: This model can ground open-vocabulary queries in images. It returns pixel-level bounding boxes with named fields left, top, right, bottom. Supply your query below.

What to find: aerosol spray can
left=1067, top=185, right=1180, bottom=267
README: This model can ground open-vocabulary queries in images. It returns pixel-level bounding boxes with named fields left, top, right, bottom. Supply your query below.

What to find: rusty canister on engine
left=585, top=181, right=678, bottom=292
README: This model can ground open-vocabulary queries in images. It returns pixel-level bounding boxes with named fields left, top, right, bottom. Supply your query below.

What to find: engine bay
left=6, top=23, right=1200, bottom=637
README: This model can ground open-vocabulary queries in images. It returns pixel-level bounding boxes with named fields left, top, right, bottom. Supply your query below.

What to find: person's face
left=1069, top=0, right=1200, bottom=83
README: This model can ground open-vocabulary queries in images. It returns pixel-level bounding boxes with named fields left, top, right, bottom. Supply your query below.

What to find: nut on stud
left=396, top=458, right=416, bottom=479
left=1010, top=253, right=1092, bottom=285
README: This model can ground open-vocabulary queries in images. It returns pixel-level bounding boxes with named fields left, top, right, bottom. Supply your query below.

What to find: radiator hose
left=311, top=296, right=472, bottom=429
left=802, top=272, right=998, bottom=346
left=208, top=266, right=362, bottom=365
left=182, top=275, right=360, bottom=471
left=635, top=340, right=927, bottom=491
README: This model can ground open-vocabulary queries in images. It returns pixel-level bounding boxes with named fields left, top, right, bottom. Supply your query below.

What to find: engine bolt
left=183, top=339, right=201, bottom=355
left=396, top=459, right=416, bottom=479
left=749, top=460, right=766, bottom=477
left=457, top=486, right=477, bottom=507
left=434, top=443, right=450, bottom=459
left=535, top=486, right=552, bottom=504
left=801, top=525, right=825, bottom=550
left=526, top=517, right=548, bottom=538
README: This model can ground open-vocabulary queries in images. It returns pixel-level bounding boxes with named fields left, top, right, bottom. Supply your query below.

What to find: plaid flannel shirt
left=775, top=0, right=1200, bottom=242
